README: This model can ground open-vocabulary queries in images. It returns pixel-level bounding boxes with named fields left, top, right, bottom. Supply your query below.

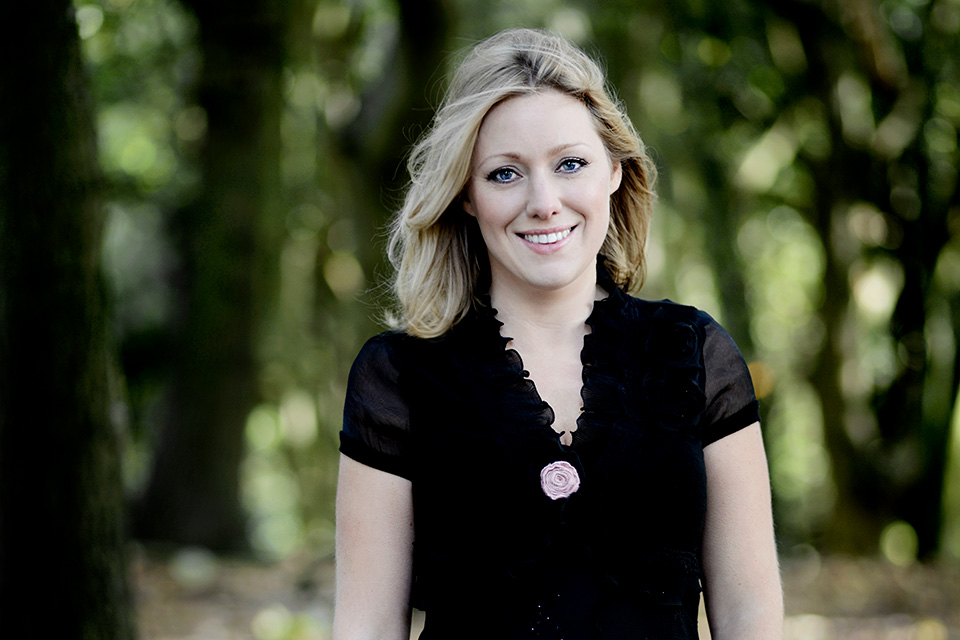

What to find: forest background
left=1, top=0, right=959, bottom=638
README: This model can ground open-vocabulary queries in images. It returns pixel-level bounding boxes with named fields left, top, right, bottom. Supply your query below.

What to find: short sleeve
left=700, top=317, right=760, bottom=447
left=339, top=334, right=413, bottom=479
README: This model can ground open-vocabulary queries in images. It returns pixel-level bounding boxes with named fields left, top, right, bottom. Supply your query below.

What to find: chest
left=400, top=309, right=711, bottom=558
left=403, top=332, right=710, bottom=562
left=517, top=347, right=584, bottom=445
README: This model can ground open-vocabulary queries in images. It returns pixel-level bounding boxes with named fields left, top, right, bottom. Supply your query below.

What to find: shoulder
left=353, top=328, right=437, bottom=361
left=621, top=292, right=731, bottom=330
left=348, top=330, right=421, bottom=392
left=618, top=294, right=720, bottom=341
left=624, top=294, right=709, bottom=322
left=351, top=326, right=460, bottom=377
left=351, top=331, right=403, bottom=374
left=616, top=294, right=748, bottom=372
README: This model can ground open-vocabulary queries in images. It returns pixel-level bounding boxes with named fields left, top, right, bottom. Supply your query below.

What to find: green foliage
left=80, top=0, right=960, bottom=559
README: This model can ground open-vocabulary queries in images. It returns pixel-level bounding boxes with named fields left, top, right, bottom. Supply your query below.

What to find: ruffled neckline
left=462, top=259, right=631, bottom=451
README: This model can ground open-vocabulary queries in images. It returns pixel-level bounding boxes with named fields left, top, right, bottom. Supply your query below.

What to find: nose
left=526, top=173, right=561, bottom=219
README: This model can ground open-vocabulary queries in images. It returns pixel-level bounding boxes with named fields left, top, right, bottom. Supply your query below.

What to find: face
left=464, top=90, right=622, bottom=299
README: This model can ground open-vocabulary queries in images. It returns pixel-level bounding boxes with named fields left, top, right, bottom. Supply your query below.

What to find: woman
left=334, top=28, right=782, bottom=639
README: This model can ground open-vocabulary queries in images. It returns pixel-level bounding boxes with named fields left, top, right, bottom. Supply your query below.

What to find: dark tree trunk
left=133, top=0, right=288, bottom=550
left=0, top=1, right=135, bottom=636
left=338, top=0, right=454, bottom=268
left=878, top=136, right=953, bottom=559
left=776, top=0, right=957, bottom=555
left=695, top=160, right=755, bottom=353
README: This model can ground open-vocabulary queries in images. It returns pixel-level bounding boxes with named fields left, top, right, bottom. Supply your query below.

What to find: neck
left=490, top=265, right=600, bottom=340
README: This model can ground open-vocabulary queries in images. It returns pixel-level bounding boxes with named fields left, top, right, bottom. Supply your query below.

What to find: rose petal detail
left=540, top=460, right=580, bottom=500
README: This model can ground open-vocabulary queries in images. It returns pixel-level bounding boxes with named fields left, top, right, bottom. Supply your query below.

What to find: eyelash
left=487, top=167, right=518, bottom=183
left=485, top=157, right=589, bottom=183
left=558, top=157, right=588, bottom=173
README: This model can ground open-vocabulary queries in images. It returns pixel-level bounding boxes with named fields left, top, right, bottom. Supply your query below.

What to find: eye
left=557, top=157, right=588, bottom=173
left=486, top=167, right=519, bottom=183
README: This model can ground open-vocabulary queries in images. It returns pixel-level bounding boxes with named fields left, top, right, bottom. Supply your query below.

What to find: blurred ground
left=134, top=545, right=960, bottom=639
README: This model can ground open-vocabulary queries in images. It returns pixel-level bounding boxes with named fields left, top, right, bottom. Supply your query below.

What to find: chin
left=526, top=267, right=593, bottom=293
left=490, top=253, right=599, bottom=296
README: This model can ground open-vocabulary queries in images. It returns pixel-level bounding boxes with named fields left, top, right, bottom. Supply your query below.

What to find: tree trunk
left=338, top=0, right=454, bottom=269
left=0, top=1, right=135, bottom=636
left=133, top=0, right=288, bottom=550
left=777, top=0, right=958, bottom=555
left=878, top=137, right=954, bottom=558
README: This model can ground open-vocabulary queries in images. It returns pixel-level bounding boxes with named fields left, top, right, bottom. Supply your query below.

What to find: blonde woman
left=334, top=28, right=782, bottom=639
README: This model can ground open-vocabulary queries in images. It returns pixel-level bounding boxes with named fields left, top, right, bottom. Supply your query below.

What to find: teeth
left=523, top=228, right=571, bottom=244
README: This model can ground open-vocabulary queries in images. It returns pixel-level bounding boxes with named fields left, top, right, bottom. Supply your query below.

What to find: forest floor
left=133, top=545, right=960, bottom=640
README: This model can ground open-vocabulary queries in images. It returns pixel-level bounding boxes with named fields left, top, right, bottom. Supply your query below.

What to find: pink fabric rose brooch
left=540, top=460, right=580, bottom=500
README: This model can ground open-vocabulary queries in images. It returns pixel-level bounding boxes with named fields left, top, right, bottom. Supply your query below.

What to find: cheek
left=581, top=182, right=614, bottom=212
left=471, top=190, right=518, bottom=226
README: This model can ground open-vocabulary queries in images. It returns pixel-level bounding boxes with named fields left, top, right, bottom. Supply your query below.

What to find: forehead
left=472, top=90, right=603, bottom=156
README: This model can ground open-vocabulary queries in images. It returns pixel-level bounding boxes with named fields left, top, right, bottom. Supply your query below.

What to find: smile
left=521, top=227, right=573, bottom=245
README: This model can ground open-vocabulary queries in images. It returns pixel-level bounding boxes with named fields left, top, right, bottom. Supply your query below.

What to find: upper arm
left=333, top=454, right=414, bottom=640
left=701, top=422, right=783, bottom=640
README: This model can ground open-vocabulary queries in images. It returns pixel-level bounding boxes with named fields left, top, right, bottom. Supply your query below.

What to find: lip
left=517, top=225, right=575, bottom=237
left=517, top=225, right=577, bottom=254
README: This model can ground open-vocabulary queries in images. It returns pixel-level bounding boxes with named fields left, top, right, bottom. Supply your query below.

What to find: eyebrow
left=476, top=142, right=591, bottom=165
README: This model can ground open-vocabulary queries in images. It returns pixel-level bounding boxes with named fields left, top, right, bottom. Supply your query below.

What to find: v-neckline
left=501, top=333, right=588, bottom=447
left=467, top=258, right=624, bottom=450
left=490, top=289, right=611, bottom=449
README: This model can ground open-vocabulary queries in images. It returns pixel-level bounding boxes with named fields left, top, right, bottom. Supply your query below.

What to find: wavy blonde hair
left=387, top=28, right=657, bottom=338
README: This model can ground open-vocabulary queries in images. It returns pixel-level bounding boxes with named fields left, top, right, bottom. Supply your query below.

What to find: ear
left=609, top=160, right=623, bottom=195
left=462, top=192, right=476, bottom=217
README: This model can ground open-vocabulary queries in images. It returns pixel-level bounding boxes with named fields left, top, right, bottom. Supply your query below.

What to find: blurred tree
left=339, top=0, right=453, bottom=218
left=0, top=1, right=135, bottom=636
left=132, top=0, right=291, bottom=549
left=591, top=0, right=959, bottom=556
left=80, top=0, right=960, bottom=562
left=772, top=0, right=959, bottom=557
left=595, top=0, right=759, bottom=349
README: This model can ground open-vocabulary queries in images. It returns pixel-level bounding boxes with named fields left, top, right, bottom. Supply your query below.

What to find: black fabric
left=339, top=264, right=760, bottom=639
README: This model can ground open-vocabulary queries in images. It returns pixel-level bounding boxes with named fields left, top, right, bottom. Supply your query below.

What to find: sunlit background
left=67, top=0, right=960, bottom=637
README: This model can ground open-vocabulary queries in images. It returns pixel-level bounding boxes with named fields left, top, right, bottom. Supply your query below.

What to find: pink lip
left=516, top=225, right=575, bottom=236
left=517, top=225, right=577, bottom=254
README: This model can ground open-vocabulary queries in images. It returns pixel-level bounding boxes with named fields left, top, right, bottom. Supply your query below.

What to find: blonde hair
left=387, top=28, right=657, bottom=338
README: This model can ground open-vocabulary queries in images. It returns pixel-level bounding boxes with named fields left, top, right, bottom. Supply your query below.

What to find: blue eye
left=487, top=167, right=518, bottom=183
left=558, top=157, right=588, bottom=173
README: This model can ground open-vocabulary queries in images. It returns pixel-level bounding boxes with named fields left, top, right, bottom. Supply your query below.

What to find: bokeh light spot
left=251, top=605, right=294, bottom=640
left=548, top=8, right=591, bottom=43
left=639, top=71, right=687, bottom=134
left=748, top=360, right=776, bottom=399
left=247, top=406, right=281, bottom=451
left=696, top=37, right=731, bottom=67
left=323, top=252, right=364, bottom=299
left=851, top=260, right=903, bottom=320
left=76, top=5, right=104, bottom=39
left=280, top=390, right=318, bottom=448
left=880, top=520, right=919, bottom=566
left=175, top=106, right=207, bottom=142
left=169, top=546, right=219, bottom=592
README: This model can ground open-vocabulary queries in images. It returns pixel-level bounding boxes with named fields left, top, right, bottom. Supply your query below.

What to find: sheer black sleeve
left=339, top=333, right=413, bottom=479
left=700, top=315, right=760, bottom=447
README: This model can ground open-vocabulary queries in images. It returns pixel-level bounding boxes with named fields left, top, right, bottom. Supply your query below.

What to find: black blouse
left=339, top=265, right=760, bottom=639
